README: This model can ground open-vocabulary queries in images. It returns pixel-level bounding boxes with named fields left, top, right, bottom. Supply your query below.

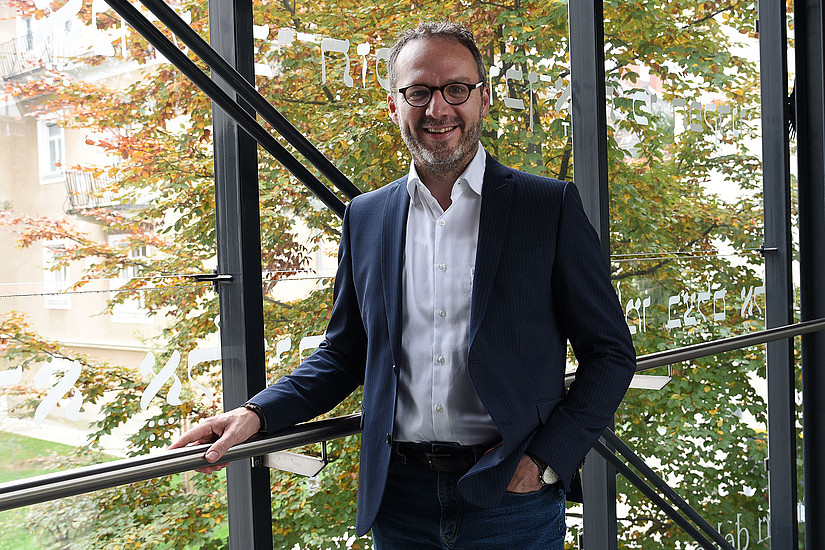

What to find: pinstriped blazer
left=249, top=153, right=636, bottom=536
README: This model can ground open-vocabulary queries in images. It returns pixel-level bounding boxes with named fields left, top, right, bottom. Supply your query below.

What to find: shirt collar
left=405, top=143, right=486, bottom=205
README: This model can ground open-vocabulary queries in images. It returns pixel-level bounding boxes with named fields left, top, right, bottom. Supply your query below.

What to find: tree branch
left=611, top=223, right=721, bottom=281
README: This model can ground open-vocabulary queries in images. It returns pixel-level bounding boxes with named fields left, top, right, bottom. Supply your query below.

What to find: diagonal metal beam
left=591, top=439, right=730, bottom=550
left=103, top=0, right=348, bottom=218
left=137, top=0, right=362, bottom=201
left=598, top=430, right=736, bottom=550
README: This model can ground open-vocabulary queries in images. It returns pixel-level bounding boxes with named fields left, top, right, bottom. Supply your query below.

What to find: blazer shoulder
left=348, top=176, right=406, bottom=211
left=486, top=154, right=569, bottom=197
left=345, top=176, right=405, bottom=220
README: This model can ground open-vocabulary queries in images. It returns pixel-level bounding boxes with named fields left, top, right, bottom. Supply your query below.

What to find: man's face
left=388, top=37, right=490, bottom=175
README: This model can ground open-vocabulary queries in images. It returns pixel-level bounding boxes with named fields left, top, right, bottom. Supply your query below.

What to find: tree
left=0, top=0, right=784, bottom=547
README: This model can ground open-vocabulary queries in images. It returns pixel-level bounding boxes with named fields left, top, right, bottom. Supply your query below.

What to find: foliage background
left=0, top=0, right=799, bottom=548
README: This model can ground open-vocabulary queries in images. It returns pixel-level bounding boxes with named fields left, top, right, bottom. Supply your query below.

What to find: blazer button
left=386, top=433, right=392, bottom=445
left=392, top=364, right=399, bottom=376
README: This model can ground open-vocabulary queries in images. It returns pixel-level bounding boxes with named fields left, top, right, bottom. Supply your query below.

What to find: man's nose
left=425, top=89, right=453, bottom=117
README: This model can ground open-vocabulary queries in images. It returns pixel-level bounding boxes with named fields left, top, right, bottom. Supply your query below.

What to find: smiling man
left=171, top=21, right=636, bottom=549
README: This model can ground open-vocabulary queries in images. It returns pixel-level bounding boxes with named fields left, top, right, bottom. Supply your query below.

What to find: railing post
left=208, top=0, right=273, bottom=547
left=568, top=0, right=618, bottom=548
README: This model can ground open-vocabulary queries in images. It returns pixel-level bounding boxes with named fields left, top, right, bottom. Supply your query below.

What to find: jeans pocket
left=505, top=485, right=548, bottom=497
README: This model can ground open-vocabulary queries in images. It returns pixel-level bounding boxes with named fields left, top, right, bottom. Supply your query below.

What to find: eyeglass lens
left=404, top=83, right=472, bottom=106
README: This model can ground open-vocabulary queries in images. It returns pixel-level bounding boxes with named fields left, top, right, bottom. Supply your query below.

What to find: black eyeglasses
left=394, top=81, right=484, bottom=107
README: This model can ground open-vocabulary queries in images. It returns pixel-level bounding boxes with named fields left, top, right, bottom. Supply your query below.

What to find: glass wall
left=603, top=2, right=771, bottom=548
left=0, top=0, right=227, bottom=546
left=246, top=1, right=574, bottom=547
left=0, top=0, right=792, bottom=547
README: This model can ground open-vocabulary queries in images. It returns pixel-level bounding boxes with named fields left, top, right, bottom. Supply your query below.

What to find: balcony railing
left=64, top=170, right=126, bottom=213
left=0, top=33, right=52, bottom=80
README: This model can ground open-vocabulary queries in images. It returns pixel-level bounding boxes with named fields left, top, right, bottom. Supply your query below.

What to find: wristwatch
left=528, top=454, right=560, bottom=486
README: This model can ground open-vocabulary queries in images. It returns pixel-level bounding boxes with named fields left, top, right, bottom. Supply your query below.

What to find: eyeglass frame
left=392, top=81, right=485, bottom=108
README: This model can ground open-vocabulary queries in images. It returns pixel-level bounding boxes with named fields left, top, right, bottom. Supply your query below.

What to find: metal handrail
left=1, top=318, right=823, bottom=522
left=564, top=317, right=825, bottom=388
left=0, top=414, right=360, bottom=512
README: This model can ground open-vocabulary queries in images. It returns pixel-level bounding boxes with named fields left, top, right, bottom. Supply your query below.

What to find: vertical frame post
left=795, top=0, right=825, bottom=547
left=569, top=0, right=618, bottom=548
left=757, top=0, right=798, bottom=547
left=209, top=0, right=273, bottom=547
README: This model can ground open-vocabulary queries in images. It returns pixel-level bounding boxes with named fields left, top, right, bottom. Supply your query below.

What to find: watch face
left=541, top=467, right=559, bottom=485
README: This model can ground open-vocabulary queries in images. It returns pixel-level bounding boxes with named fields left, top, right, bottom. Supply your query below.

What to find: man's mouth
left=424, top=126, right=457, bottom=134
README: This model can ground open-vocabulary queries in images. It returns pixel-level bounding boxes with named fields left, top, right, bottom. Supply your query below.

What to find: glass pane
left=0, top=1, right=226, bottom=546
left=253, top=3, right=572, bottom=547
left=604, top=2, right=769, bottom=547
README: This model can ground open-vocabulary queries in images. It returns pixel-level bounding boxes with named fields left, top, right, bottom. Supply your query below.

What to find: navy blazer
left=250, top=154, right=636, bottom=536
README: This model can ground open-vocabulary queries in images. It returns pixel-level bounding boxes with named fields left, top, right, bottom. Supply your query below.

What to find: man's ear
left=388, top=92, right=399, bottom=124
left=481, top=84, right=491, bottom=117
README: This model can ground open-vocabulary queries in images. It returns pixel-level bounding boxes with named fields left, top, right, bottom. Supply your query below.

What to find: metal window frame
left=208, top=0, right=273, bottom=546
left=795, top=0, right=825, bottom=546
left=758, top=0, right=799, bottom=548
left=568, top=1, right=618, bottom=546
left=5, top=0, right=817, bottom=546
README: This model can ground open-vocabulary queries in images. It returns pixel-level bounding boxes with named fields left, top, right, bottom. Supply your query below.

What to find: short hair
left=387, top=21, right=488, bottom=89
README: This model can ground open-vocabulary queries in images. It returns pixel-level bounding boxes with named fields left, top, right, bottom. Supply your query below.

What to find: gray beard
left=401, top=112, right=483, bottom=175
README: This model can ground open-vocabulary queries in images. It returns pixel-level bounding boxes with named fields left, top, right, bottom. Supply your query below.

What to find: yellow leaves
left=704, top=385, right=711, bottom=392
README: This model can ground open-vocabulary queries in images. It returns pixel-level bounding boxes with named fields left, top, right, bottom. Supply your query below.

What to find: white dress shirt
left=395, top=144, right=500, bottom=445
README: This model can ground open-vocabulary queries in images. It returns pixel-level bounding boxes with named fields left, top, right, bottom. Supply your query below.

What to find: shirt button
left=438, top=220, right=446, bottom=227
left=436, top=404, right=444, bottom=412
left=439, top=309, right=446, bottom=317
left=438, top=263, right=446, bottom=271
left=437, top=355, right=445, bottom=364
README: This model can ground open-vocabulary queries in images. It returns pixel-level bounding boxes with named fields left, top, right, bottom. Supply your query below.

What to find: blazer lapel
left=381, top=177, right=410, bottom=364
left=469, top=155, right=514, bottom=348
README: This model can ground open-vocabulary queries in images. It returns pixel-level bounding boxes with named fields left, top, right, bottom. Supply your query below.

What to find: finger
left=169, top=422, right=220, bottom=450
left=204, top=434, right=239, bottom=463
left=196, top=462, right=228, bottom=474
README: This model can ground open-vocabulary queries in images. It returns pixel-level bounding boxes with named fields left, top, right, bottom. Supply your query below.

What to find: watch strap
left=527, top=453, right=560, bottom=486
left=243, top=403, right=267, bottom=433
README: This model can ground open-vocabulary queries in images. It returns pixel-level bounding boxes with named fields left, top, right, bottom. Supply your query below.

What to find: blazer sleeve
left=248, top=202, right=368, bottom=433
left=525, top=182, right=636, bottom=492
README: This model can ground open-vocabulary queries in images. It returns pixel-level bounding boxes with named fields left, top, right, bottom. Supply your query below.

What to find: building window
left=37, top=120, right=66, bottom=184
left=43, top=242, right=71, bottom=309
left=108, top=235, right=151, bottom=324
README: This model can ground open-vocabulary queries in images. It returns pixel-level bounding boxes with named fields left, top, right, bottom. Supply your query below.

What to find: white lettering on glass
left=33, top=359, right=83, bottom=425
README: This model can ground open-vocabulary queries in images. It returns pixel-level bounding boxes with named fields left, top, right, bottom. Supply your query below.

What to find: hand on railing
left=169, top=407, right=261, bottom=474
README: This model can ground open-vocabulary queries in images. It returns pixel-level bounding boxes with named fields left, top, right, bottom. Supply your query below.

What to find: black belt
left=393, top=442, right=491, bottom=473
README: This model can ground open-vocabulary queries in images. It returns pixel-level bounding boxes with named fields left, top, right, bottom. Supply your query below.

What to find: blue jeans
left=372, top=452, right=566, bottom=549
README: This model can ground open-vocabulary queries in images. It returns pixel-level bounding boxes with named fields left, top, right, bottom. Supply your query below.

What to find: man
left=171, top=21, right=636, bottom=549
